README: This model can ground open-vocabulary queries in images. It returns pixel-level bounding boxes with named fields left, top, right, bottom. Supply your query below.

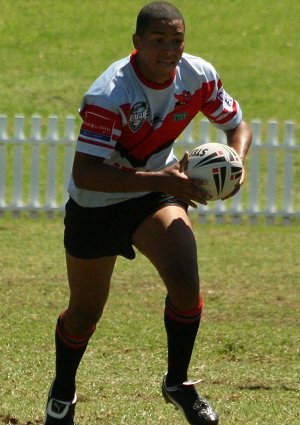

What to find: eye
left=153, top=38, right=163, bottom=44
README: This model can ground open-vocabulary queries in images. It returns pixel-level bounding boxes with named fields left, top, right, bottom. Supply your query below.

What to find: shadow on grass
left=0, top=415, right=43, bottom=425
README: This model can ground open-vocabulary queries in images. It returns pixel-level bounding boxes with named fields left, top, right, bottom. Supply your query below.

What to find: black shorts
left=64, top=192, right=187, bottom=260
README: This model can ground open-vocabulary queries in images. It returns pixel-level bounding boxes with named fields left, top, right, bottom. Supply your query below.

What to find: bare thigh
left=132, top=205, right=200, bottom=310
left=63, top=252, right=117, bottom=336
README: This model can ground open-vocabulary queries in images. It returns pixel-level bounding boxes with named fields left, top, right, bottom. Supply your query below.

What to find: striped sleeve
left=200, top=67, right=242, bottom=130
left=76, top=104, right=122, bottom=158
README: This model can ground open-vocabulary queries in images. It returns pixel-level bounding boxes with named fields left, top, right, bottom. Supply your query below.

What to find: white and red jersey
left=68, top=51, right=242, bottom=207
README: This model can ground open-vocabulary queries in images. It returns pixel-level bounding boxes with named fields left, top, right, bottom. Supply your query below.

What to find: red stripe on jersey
left=199, top=80, right=219, bottom=105
left=78, top=79, right=238, bottom=168
left=80, top=104, right=120, bottom=122
left=201, top=97, right=223, bottom=117
left=120, top=80, right=215, bottom=148
left=79, top=104, right=121, bottom=148
left=78, top=137, right=114, bottom=149
left=214, top=103, right=238, bottom=124
left=115, top=81, right=218, bottom=166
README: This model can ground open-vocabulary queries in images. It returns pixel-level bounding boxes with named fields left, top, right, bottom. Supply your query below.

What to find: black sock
left=51, top=313, right=96, bottom=401
left=164, top=295, right=203, bottom=387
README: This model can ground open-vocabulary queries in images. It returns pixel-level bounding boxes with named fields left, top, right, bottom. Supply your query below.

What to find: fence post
left=0, top=116, right=8, bottom=210
left=0, top=116, right=299, bottom=221
left=182, top=121, right=194, bottom=145
left=282, top=121, right=295, bottom=224
left=199, top=119, right=210, bottom=145
left=12, top=116, right=25, bottom=213
left=231, top=187, right=242, bottom=224
left=248, top=120, right=261, bottom=223
left=265, top=121, right=279, bottom=224
left=29, top=115, right=42, bottom=211
left=46, top=116, right=59, bottom=211
left=64, top=116, right=76, bottom=203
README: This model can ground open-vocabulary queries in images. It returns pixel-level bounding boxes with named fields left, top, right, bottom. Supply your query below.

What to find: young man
left=44, top=2, right=252, bottom=424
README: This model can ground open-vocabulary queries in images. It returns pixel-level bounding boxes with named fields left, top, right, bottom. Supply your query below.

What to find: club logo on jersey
left=174, top=90, right=191, bottom=107
left=129, top=102, right=149, bottom=132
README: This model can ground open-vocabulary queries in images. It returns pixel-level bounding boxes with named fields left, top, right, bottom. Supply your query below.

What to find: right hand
left=158, top=152, right=211, bottom=208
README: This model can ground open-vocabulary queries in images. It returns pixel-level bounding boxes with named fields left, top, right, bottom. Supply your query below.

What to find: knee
left=166, top=272, right=200, bottom=311
left=170, top=290, right=201, bottom=311
left=63, top=306, right=103, bottom=335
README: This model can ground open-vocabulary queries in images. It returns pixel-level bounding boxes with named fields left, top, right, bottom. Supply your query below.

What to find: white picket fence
left=0, top=115, right=299, bottom=224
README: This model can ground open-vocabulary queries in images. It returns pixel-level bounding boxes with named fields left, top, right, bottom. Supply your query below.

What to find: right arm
left=72, top=151, right=210, bottom=208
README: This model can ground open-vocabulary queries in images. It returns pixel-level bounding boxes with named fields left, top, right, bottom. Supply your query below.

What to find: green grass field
left=1, top=0, right=300, bottom=126
left=0, top=217, right=299, bottom=424
left=1, top=1, right=300, bottom=424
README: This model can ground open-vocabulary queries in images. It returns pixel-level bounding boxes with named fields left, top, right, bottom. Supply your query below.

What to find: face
left=133, top=19, right=185, bottom=84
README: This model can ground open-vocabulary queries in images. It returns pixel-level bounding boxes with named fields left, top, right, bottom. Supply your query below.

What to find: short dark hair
left=135, top=1, right=185, bottom=36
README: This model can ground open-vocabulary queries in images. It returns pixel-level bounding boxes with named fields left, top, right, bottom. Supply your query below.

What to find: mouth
left=158, top=59, right=176, bottom=68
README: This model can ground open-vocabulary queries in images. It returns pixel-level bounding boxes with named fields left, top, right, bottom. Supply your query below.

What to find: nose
left=159, top=41, right=177, bottom=53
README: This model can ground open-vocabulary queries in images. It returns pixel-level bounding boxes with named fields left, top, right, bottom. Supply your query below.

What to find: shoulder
left=179, top=53, right=219, bottom=80
left=87, top=56, right=132, bottom=96
left=80, top=55, right=133, bottom=112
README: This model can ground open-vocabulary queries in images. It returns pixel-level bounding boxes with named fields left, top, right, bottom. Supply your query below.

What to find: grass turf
left=0, top=217, right=299, bottom=424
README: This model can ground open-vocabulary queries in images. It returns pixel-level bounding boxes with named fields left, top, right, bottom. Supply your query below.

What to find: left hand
left=222, top=120, right=252, bottom=200
left=221, top=166, right=245, bottom=200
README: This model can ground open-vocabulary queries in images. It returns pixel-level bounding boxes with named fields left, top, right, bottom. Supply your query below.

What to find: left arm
left=225, top=119, right=252, bottom=163
left=223, top=119, right=252, bottom=198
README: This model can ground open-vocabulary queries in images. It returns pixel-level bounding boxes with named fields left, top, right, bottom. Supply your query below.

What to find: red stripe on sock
left=176, top=295, right=204, bottom=316
left=165, top=295, right=204, bottom=323
left=56, top=312, right=96, bottom=349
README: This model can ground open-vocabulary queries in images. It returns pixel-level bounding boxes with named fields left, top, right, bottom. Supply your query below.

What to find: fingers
left=179, top=151, right=189, bottom=173
left=190, top=177, right=208, bottom=187
left=188, top=182, right=211, bottom=206
left=163, top=159, right=211, bottom=206
left=221, top=168, right=245, bottom=201
left=186, top=199, right=199, bottom=209
left=239, top=168, right=245, bottom=186
left=176, top=182, right=210, bottom=208
left=221, top=185, right=239, bottom=201
left=182, top=196, right=207, bottom=208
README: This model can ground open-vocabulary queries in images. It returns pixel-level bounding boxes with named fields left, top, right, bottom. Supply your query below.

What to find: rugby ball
left=185, top=143, right=244, bottom=201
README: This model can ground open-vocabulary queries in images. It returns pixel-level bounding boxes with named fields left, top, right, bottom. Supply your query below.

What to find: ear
left=132, top=34, right=141, bottom=50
